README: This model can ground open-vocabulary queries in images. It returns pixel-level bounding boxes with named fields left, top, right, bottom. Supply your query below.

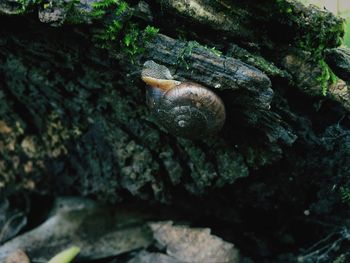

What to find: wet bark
left=1, top=0, right=350, bottom=262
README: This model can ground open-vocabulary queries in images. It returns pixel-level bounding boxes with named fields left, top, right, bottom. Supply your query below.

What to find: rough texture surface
left=149, top=221, right=239, bottom=263
left=326, top=47, right=350, bottom=82
left=1, top=0, right=350, bottom=262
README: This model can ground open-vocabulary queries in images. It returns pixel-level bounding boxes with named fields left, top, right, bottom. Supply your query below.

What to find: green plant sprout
left=48, top=246, right=80, bottom=263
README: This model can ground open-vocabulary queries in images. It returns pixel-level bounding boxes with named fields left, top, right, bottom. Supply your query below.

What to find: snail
left=141, top=60, right=226, bottom=139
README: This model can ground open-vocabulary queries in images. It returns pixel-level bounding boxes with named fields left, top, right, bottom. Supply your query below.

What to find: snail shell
left=141, top=61, right=226, bottom=139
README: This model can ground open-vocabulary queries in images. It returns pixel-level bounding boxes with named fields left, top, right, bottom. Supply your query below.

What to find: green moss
left=178, top=40, right=222, bottom=70
left=14, top=0, right=42, bottom=13
left=317, top=59, right=338, bottom=96
left=64, top=0, right=87, bottom=24
left=91, top=1, right=159, bottom=61
left=178, top=41, right=196, bottom=70
left=122, top=24, right=159, bottom=62
left=92, top=0, right=129, bottom=45
left=318, top=60, right=331, bottom=96
left=143, top=25, right=160, bottom=39
left=340, top=186, right=350, bottom=204
left=92, top=0, right=119, bottom=11
left=227, top=45, right=289, bottom=78
left=276, top=0, right=345, bottom=52
left=207, top=46, right=222, bottom=57
left=286, top=7, right=293, bottom=13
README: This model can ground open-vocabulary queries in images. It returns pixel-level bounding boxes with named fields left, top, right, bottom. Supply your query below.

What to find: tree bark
left=1, top=0, right=350, bottom=261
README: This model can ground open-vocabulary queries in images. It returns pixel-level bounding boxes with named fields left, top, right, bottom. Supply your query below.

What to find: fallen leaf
left=127, top=251, right=181, bottom=263
left=0, top=199, right=27, bottom=244
left=148, top=221, right=239, bottom=263
left=0, top=121, right=12, bottom=134
left=4, top=249, right=30, bottom=263
left=0, top=197, right=153, bottom=262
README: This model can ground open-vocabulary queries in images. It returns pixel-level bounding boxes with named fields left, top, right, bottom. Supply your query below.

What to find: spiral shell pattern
left=155, top=82, right=226, bottom=138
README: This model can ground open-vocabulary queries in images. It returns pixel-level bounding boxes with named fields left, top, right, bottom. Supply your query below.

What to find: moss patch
left=276, top=0, right=345, bottom=52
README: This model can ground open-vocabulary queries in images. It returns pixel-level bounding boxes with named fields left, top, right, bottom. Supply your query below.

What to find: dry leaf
left=0, top=121, right=12, bottom=134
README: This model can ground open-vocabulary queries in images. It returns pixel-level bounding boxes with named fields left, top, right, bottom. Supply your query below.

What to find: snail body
left=141, top=61, right=226, bottom=139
